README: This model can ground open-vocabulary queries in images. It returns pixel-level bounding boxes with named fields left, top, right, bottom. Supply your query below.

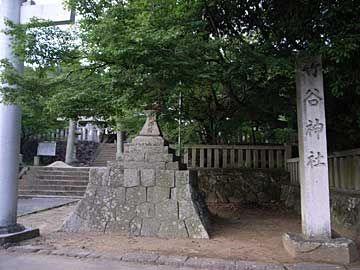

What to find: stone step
left=35, top=171, right=90, bottom=176
left=19, top=189, right=85, bottom=197
left=91, top=144, right=117, bottom=166
left=19, top=166, right=90, bottom=198
left=19, top=194, right=83, bottom=199
left=20, top=180, right=88, bottom=187
left=19, top=185, right=87, bottom=191
left=96, top=152, right=116, bottom=156
left=95, top=157, right=115, bottom=161
left=36, top=167, right=90, bottom=173
left=91, top=163, right=107, bottom=167
left=93, top=159, right=114, bottom=163
left=35, top=175, right=89, bottom=181
left=100, top=144, right=116, bottom=147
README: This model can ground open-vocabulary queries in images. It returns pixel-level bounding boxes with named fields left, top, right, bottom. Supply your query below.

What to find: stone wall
left=21, top=140, right=98, bottom=166
left=75, top=141, right=99, bottom=165
left=62, top=166, right=210, bottom=238
left=281, top=184, right=360, bottom=244
left=196, top=169, right=289, bottom=205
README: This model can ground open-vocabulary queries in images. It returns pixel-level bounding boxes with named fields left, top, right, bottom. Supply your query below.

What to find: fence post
left=191, top=147, right=197, bottom=168
left=207, top=148, right=212, bottom=168
left=223, top=149, right=228, bottom=168
left=214, top=148, right=219, bottom=168
left=354, top=156, right=360, bottom=191
left=199, top=148, right=205, bottom=168
left=245, top=149, right=251, bottom=168
left=284, top=144, right=292, bottom=167
left=183, top=146, right=189, bottom=166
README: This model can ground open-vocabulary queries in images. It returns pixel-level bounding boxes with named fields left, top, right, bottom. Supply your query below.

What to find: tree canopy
left=1, top=0, right=360, bottom=150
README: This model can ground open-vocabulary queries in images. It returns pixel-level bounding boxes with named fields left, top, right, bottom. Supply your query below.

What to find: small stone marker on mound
left=62, top=111, right=210, bottom=239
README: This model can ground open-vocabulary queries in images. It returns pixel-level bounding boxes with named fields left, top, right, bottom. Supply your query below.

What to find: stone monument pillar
left=282, top=56, right=358, bottom=264
left=297, top=56, right=331, bottom=239
left=0, top=0, right=39, bottom=244
left=65, top=119, right=77, bottom=164
left=116, top=131, right=124, bottom=159
left=62, top=110, right=210, bottom=239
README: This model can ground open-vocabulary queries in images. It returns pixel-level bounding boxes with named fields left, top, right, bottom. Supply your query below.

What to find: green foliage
left=0, top=63, right=64, bottom=144
left=1, top=0, right=360, bottom=150
left=4, top=19, right=80, bottom=66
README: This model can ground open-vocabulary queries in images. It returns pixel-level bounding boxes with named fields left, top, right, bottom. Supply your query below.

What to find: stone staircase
left=91, top=143, right=117, bottom=167
left=18, top=167, right=90, bottom=198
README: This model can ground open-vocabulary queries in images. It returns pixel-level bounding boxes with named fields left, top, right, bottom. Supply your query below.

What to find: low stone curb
left=156, top=255, right=188, bottom=267
left=236, top=260, right=284, bottom=270
left=6, top=244, right=352, bottom=270
left=185, top=257, right=236, bottom=269
left=283, top=262, right=346, bottom=270
left=122, top=252, right=159, bottom=264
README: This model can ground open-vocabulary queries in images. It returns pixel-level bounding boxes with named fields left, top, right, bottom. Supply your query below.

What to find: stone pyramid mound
left=62, top=111, right=210, bottom=238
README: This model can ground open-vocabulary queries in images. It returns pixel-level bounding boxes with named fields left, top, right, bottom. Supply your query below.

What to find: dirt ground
left=19, top=202, right=302, bottom=263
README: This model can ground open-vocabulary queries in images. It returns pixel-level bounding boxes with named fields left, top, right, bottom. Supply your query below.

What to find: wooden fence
left=31, top=128, right=69, bottom=141
left=184, top=144, right=292, bottom=169
left=286, top=158, right=300, bottom=185
left=32, top=126, right=104, bottom=142
left=286, top=148, right=360, bottom=191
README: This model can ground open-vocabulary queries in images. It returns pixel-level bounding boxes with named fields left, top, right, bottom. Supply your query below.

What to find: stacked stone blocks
left=63, top=133, right=209, bottom=239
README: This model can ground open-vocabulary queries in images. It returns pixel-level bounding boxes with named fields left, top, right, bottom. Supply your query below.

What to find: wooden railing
left=286, top=148, right=360, bottom=191
left=31, top=126, right=105, bottom=142
left=184, top=144, right=292, bottom=169
left=31, top=128, right=69, bottom=141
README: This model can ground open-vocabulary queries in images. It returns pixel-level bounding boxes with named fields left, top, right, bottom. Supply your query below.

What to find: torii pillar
left=0, top=0, right=74, bottom=244
left=0, top=0, right=38, bottom=244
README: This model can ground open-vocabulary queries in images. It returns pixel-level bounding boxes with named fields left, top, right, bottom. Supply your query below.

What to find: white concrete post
left=85, top=123, right=91, bottom=141
left=88, top=126, right=94, bottom=142
left=296, top=56, right=331, bottom=239
left=87, top=123, right=97, bottom=142
left=33, top=156, right=40, bottom=166
left=116, top=131, right=124, bottom=159
left=0, top=0, right=23, bottom=233
left=96, top=128, right=101, bottom=143
left=65, top=119, right=76, bottom=164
